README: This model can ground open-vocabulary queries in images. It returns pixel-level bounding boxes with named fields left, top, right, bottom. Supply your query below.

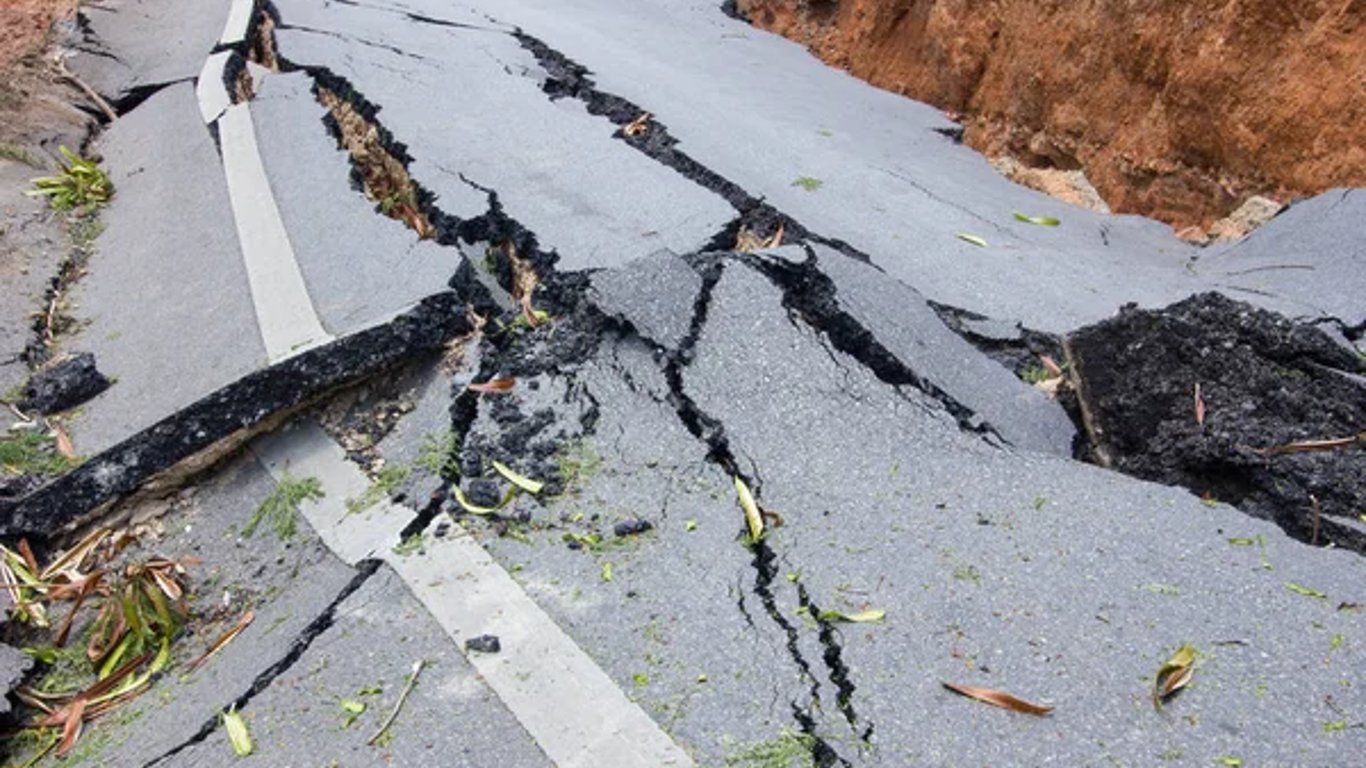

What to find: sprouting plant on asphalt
left=346, top=463, right=411, bottom=514
left=791, top=176, right=822, bottom=192
left=0, top=431, right=74, bottom=476
left=416, top=430, right=459, bottom=478
left=724, top=729, right=815, bottom=768
left=243, top=473, right=324, bottom=539
left=555, top=440, right=603, bottom=493
left=27, top=146, right=113, bottom=211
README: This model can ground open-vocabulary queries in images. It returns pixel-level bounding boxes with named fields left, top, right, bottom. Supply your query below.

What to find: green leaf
left=791, top=176, right=823, bottom=192
left=684, top=519, right=698, bottom=532
left=1285, top=582, right=1327, bottom=599
left=734, top=476, right=763, bottom=542
left=492, top=460, right=545, bottom=494
left=1215, top=757, right=1243, bottom=767
left=819, top=608, right=885, bottom=624
left=222, top=706, right=253, bottom=756
left=600, top=562, right=614, bottom=582
left=1323, top=720, right=1348, bottom=733
left=1013, top=212, right=1061, bottom=226
left=1227, top=537, right=1255, bottom=546
left=956, top=233, right=988, bottom=247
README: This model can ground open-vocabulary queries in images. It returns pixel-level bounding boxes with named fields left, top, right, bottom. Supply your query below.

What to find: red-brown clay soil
left=0, top=0, right=73, bottom=70
left=736, top=0, right=1366, bottom=233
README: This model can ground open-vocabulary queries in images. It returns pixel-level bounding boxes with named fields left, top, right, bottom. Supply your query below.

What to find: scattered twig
left=55, top=61, right=118, bottom=123
left=368, top=659, right=425, bottom=745
left=1309, top=494, right=1321, bottom=547
left=1252, top=432, right=1363, bottom=458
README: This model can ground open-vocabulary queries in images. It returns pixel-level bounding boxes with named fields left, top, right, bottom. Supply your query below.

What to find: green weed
left=346, top=463, right=411, bottom=514
left=0, top=431, right=73, bottom=476
left=27, top=146, right=113, bottom=212
left=724, top=729, right=816, bottom=768
left=244, top=473, right=324, bottom=539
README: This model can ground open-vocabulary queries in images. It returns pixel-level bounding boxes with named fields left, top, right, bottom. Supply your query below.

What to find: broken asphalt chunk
left=465, top=634, right=501, bottom=654
left=1065, top=292, right=1366, bottom=551
left=0, top=293, right=472, bottom=541
left=18, top=353, right=111, bottom=415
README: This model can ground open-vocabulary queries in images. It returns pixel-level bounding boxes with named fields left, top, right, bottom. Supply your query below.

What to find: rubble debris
left=465, top=635, right=500, bottom=654
left=1066, top=292, right=1366, bottom=550
left=612, top=519, right=652, bottom=538
left=17, top=353, right=111, bottom=415
left=0, top=292, right=472, bottom=541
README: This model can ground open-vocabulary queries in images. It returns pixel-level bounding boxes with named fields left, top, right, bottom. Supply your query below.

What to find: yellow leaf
left=820, top=609, right=885, bottom=623
left=222, top=706, right=253, bottom=756
left=492, top=460, right=544, bottom=495
left=734, top=476, right=763, bottom=541
left=452, top=486, right=513, bottom=516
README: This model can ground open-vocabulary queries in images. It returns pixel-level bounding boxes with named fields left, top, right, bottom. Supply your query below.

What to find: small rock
left=1207, top=195, right=1285, bottom=241
left=464, top=478, right=503, bottom=507
left=18, top=353, right=110, bottom=414
left=613, top=518, right=653, bottom=537
left=465, top=634, right=501, bottom=654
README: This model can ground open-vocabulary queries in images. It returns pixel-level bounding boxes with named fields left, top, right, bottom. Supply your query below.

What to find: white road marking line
left=217, top=102, right=332, bottom=360
left=210, top=28, right=696, bottom=762
left=219, top=0, right=255, bottom=46
left=252, top=422, right=696, bottom=767
left=196, top=51, right=233, bottom=124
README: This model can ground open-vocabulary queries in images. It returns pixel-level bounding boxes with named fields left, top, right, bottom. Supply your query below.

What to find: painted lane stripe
left=217, top=102, right=333, bottom=360
left=207, top=27, right=696, bottom=765
left=219, top=0, right=255, bottom=46
left=251, top=423, right=695, bottom=767
left=196, top=51, right=233, bottom=124
left=389, top=520, right=696, bottom=768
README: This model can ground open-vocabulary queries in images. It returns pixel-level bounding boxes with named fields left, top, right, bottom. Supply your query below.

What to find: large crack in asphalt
left=141, top=559, right=382, bottom=767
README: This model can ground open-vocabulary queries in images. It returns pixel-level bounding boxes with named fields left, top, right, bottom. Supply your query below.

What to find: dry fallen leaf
left=734, top=476, right=763, bottom=541
left=467, top=378, right=515, bottom=394
left=1153, top=643, right=1196, bottom=708
left=1039, top=355, right=1063, bottom=377
left=942, top=681, right=1053, bottom=715
left=52, top=426, right=76, bottom=460
left=187, top=610, right=255, bottom=672
left=1194, top=382, right=1206, bottom=426
left=623, top=112, right=651, bottom=137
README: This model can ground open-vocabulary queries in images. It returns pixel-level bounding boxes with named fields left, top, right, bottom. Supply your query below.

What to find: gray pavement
left=67, top=0, right=233, bottom=103
left=7, top=0, right=1363, bottom=766
left=67, top=82, right=265, bottom=455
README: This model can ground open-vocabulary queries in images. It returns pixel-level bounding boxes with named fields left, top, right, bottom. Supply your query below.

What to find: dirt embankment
left=735, top=0, right=1366, bottom=233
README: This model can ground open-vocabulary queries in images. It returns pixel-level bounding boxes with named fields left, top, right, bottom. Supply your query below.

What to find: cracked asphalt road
left=3, top=0, right=1364, bottom=766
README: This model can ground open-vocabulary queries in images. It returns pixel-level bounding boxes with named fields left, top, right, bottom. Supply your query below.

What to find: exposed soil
left=734, top=0, right=1366, bottom=234
left=1066, top=293, right=1366, bottom=552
